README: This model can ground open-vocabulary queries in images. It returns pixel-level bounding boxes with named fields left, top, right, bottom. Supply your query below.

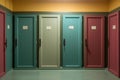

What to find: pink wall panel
left=108, top=12, right=120, bottom=77
left=84, top=16, right=104, bottom=68
left=0, top=10, right=5, bottom=77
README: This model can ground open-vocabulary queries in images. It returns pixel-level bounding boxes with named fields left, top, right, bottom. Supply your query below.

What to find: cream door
left=39, top=15, right=60, bottom=68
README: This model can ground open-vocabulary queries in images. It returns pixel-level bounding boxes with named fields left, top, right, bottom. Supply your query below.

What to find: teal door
left=14, top=15, right=37, bottom=68
left=63, top=15, right=82, bottom=67
left=6, top=12, right=13, bottom=72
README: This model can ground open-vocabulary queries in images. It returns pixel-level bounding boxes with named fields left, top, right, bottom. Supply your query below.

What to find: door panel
left=39, top=15, right=60, bottom=68
left=84, top=16, right=104, bottom=68
left=63, top=15, right=82, bottom=67
left=14, top=15, right=37, bottom=68
left=0, top=10, right=5, bottom=77
left=108, top=12, right=120, bottom=77
left=6, top=13, right=13, bottom=72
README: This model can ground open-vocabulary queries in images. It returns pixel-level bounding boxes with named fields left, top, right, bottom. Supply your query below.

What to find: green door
left=39, top=15, right=60, bottom=68
left=14, top=15, right=37, bottom=68
left=63, top=15, right=82, bottom=67
left=6, top=12, right=13, bottom=72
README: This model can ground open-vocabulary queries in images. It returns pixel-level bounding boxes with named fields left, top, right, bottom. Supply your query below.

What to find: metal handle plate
left=63, top=39, right=66, bottom=47
left=39, top=39, right=41, bottom=47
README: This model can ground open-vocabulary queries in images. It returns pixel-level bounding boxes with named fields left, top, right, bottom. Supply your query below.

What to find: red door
left=108, top=12, right=120, bottom=77
left=84, top=16, right=104, bottom=68
left=0, top=10, right=5, bottom=77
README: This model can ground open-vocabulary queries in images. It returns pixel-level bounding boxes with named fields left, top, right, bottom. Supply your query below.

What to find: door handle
left=63, top=39, right=66, bottom=47
left=38, top=39, right=41, bottom=47
left=85, top=39, right=91, bottom=54
left=5, top=39, right=7, bottom=48
left=14, top=39, right=17, bottom=47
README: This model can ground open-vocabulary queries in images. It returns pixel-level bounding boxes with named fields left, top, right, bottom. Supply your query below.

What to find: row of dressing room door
left=14, top=14, right=105, bottom=68
left=0, top=10, right=120, bottom=77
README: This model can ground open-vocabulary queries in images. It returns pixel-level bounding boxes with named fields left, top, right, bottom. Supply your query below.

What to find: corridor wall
left=12, top=0, right=109, bottom=12
left=109, top=0, right=120, bottom=12
left=0, top=0, right=13, bottom=11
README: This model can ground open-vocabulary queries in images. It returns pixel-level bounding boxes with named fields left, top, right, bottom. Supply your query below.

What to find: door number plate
left=112, top=25, right=116, bottom=30
left=69, top=26, right=74, bottom=30
left=23, top=26, right=28, bottom=30
left=91, top=26, right=96, bottom=30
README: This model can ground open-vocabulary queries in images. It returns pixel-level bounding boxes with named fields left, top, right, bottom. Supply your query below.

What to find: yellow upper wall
left=0, top=0, right=120, bottom=12
left=0, top=0, right=13, bottom=11
left=109, top=0, right=120, bottom=11
left=13, top=1, right=109, bottom=12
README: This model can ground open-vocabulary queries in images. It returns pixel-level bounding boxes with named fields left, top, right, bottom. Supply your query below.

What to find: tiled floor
left=0, top=69, right=120, bottom=80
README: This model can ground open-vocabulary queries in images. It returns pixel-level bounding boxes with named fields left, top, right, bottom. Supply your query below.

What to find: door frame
left=14, top=14, right=37, bottom=68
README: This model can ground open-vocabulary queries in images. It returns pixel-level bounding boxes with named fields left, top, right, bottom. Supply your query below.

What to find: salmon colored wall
left=109, top=0, right=120, bottom=11
left=13, top=1, right=109, bottom=12
left=0, top=0, right=13, bottom=10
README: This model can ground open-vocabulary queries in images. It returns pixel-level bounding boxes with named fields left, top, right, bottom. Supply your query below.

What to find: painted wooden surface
left=62, top=15, right=82, bottom=67
left=14, top=15, right=37, bottom=68
left=39, top=15, right=60, bottom=68
left=0, top=10, right=5, bottom=77
left=6, top=12, right=13, bottom=72
left=84, top=15, right=105, bottom=68
left=108, top=12, right=120, bottom=77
